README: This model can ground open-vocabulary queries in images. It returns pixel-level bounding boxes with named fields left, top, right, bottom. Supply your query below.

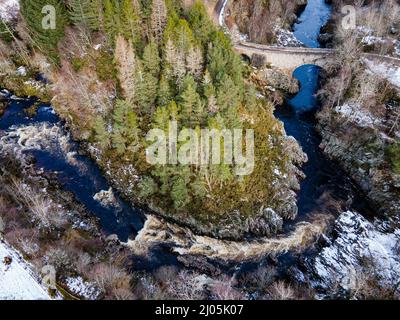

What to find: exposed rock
left=316, top=100, right=400, bottom=217
left=105, top=234, right=120, bottom=243
left=258, top=68, right=300, bottom=94
left=3, top=256, right=12, bottom=266
left=309, top=211, right=400, bottom=298
left=317, top=33, right=333, bottom=48
left=93, top=188, right=120, bottom=210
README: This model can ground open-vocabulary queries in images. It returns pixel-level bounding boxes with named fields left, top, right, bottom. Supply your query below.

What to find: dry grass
left=7, top=177, right=68, bottom=230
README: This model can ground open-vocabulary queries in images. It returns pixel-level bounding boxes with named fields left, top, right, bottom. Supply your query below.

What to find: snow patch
left=65, top=276, right=101, bottom=300
left=364, top=59, right=400, bottom=88
left=0, top=241, right=50, bottom=300
left=0, top=0, right=19, bottom=22
left=16, top=66, right=27, bottom=76
left=273, top=27, right=304, bottom=47
left=335, top=103, right=381, bottom=127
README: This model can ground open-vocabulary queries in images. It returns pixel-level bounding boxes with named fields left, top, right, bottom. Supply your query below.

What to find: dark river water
left=0, top=91, right=144, bottom=242
left=275, top=0, right=372, bottom=222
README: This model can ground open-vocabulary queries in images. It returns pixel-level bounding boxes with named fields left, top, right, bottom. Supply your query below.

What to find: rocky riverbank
left=225, top=0, right=307, bottom=45
left=317, top=64, right=400, bottom=219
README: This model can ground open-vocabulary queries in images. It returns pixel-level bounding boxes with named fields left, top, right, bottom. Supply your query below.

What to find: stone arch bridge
left=235, top=42, right=400, bottom=74
left=235, top=43, right=334, bottom=73
left=213, top=0, right=400, bottom=74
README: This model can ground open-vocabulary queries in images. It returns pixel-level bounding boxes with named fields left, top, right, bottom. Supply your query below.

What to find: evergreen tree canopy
left=20, top=0, right=68, bottom=63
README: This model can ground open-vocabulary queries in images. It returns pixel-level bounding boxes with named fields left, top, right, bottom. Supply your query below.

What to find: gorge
left=1, top=0, right=399, bottom=300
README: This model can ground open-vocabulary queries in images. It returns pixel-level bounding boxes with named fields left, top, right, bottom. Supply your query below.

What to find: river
left=275, top=0, right=372, bottom=224
left=0, top=0, right=372, bottom=272
left=0, top=91, right=144, bottom=242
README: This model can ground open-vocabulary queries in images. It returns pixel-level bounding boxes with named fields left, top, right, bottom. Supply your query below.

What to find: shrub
left=238, top=265, right=277, bottom=292
left=386, top=141, right=400, bottom=174
left=91, top=263, right=132, bottom=298
left=266, top=281, right=296, bottom=300
left=209, top=275, right=245, bottom=300
left=165, top=270, right=207, bottom=300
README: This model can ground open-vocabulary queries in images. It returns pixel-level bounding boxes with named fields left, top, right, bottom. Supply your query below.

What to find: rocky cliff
left=309, top=211, right=400, bottom=299
left=317, top=78, right=400, bottom=218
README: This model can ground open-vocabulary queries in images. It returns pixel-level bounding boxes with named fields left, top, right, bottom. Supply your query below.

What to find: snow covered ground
left=364, top=59, right=400, bottom=89
left=273, top=27, right=304, bottom=47
left=335, top=103, right=381, bottom=128
left=312, top=211, right=400, bottom=296
left=0, top=240, right=50, bottom=300
left=0, top=0, right=19, bottom=22
left=65, top=276, right=101, bottom=300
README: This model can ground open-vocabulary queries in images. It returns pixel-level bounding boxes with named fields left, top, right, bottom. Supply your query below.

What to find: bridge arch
left=235, top=43, right=335, bottom=73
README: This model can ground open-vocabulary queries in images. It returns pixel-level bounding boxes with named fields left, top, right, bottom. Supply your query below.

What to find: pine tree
left=103, top=0, right=116, bottom=40
left=134, top=61, right=158, bottom=115
left=157, top=75, right=172, bottom=107
left=20, top=0, right=68, bottom=63
left=103, top=0, right=141, bottom=44
left=217, top=74, right=240, bottom=113
left=121, top=0, right=141, bottom=45
left=68, top=0, right=87, bottom=26
left=152, top=106, right=170, bottom=131
left=87, top=0, right=103, bottom=31
left=202, top=70, right=218, bottom=114
left=93, top=116, right=110, bottom=149
left=139, top=0, right=153, bottom=19
left=171, top=176, right=189, bottom=209
left=206, top=40, right=227, bottom=85
left=178, top=76, right=203, bottom=125
left=112, top=99, right=140, bottom=155
left=164, top=39, right=186, bottom=86
left=142, top=41, right=160, bottom=77
left=152, top=100, right=179, bottom=130
left=150, top=0, right=167, bottom=42
left=175, top=19, right=194, bottom=53
left=68, top=0, right=102, bottom=31
left=186, top=46, right=203, bottom=80
left=188, top=1, right=213, bottom=46
left=115, top=35, right=136, bottom=103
